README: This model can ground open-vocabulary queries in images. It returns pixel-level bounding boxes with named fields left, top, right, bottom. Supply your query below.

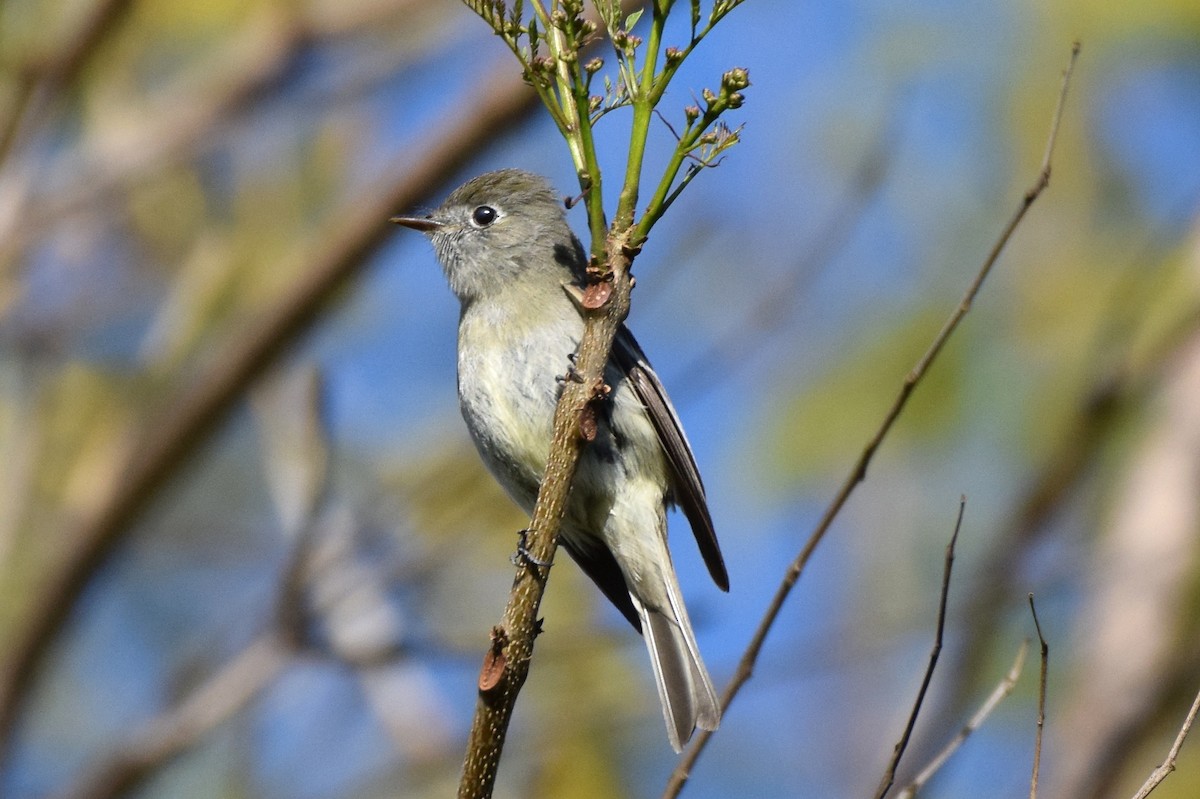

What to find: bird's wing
left=614, top=326, right=729, bottom=591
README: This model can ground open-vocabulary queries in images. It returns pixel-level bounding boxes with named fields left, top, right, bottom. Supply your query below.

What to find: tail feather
left=634, top=585, right=720, bottom=752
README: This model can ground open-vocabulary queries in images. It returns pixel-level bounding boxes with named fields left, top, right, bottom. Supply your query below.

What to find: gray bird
left=392, top=168, right=727, bottom=751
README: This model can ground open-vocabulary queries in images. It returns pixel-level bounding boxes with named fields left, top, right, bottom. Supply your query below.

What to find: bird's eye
left=471, top=205, right=498, bottom=227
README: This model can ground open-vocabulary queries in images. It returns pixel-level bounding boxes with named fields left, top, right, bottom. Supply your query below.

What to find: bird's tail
left=634, top=567, right=721, bottom=753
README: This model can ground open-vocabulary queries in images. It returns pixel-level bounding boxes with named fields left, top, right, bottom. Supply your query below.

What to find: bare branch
left=1129, top=687, right=1200, bottom=799
left=49, top=634, right=290, bottom=799
left=663, top=40, right=1081, bottom=799
left=873, top=497, right=966, bottom=799
left=1029, top=594, right=1049, bottom=799
left=897, top=640, right=1030, bottom=799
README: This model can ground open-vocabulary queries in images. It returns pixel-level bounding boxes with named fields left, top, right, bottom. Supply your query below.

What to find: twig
left=948, top=299, right=1200, bottom=717
left=0, top=56, right=544, bottom=768
left=1028, top=594, right=1048, bottom=799
left=1129, top=687, right=1200, bottom=799
left=662, top=40, right=1080, bottom=799
left=873, top=497, right=966, bottom=799
left=896, top=640, right=1030, bottom=799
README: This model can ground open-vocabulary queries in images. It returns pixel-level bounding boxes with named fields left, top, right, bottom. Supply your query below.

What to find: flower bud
left=721, top=67, right=750, bottom=91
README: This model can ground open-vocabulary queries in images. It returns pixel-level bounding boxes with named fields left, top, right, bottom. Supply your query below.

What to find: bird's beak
left=390, top=215, right=443, bottom=232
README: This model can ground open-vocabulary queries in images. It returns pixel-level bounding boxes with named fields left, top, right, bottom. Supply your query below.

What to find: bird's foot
left=511, top=528, right=552, bottom=571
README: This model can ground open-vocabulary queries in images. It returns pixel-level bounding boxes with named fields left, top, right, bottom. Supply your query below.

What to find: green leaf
left=624, top=9, right=644, bottom=30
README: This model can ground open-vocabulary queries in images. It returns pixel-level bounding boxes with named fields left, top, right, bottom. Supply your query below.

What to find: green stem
left=568, top=62, right=609, bottom=255
left=636, top=107, right=716, bottom=239
left=614, top=0, right=667, bottom=231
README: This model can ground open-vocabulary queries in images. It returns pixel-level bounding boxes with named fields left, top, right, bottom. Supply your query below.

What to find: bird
left=391, top=168, right=727, bottom=751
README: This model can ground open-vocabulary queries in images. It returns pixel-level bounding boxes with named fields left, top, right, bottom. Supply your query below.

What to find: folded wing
left=613, top=326, right=729, bottom=592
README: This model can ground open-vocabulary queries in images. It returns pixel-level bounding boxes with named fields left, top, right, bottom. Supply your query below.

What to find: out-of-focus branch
left=0, top=57, right=543, bottom=768
left=948, top=300, right=1200, bottom=718
left=49, top=633, right=291, bottom=799
left=663, top=41, right=1080, bottom=799
left=0, top=0, right=136, bottom=168
left=0, top=0, right=439, bottom=269
left=52, top=359, right=436, bottom=796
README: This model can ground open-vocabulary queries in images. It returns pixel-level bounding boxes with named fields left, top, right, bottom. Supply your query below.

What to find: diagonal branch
left=1130, top=686, right=1200, bottom=799
left=663, top=40, right=1081, bottom=799
left=0, top=59, right=543, bottom=769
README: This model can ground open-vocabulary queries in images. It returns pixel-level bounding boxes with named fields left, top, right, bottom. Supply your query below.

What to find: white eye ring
left=471, top=205, right=499, bottom=227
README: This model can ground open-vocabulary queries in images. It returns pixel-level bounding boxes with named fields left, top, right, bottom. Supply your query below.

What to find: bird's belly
left=456, top=341, right=562, bottom=512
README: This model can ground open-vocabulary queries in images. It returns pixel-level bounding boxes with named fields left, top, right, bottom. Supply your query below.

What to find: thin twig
left=1028, top=594, right=1048, bottom=799
left=1129, top=687, right=1200, bottom=799
left=947, top=224, right=1200, bottom=719
left=662, top=40, right=1081, bottom=799
left=0, top=57, right=544, bottom=768
left=873, top=497, right=966, bottom=799
left=896, top=640, right=1030, bottom=799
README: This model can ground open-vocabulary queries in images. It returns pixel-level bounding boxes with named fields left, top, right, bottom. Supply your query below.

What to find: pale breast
left=456, top=300, right=582, bottom=510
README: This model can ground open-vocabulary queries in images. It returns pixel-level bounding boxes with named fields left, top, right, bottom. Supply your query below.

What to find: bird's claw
left=511, top=528, right=552, bottom=571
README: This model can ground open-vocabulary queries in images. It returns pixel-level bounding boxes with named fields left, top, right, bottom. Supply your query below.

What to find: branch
left=662, top=40, right=1080, bottom=798
left=896, top=640, right=1030, bottom=799
left=1130, top=687, right=1200, bottom=799
left=455, top=230, right=636, bottom=799
left=1029, top=594, right=1049, bottom=799
left=873, top=497, right=966, bottom=799
left=0, top=57, right=544, bottom=769
left=0, top=0, right=136, bottom=168
left=49, top=634, right=290, bottom=799
left=455, top=3, right=744, bottom=793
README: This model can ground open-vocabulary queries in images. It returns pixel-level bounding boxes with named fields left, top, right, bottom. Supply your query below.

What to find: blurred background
left=1, top=1, right=1199, bottom=797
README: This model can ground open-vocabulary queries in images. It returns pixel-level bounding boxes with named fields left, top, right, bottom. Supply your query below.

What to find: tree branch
left=873, top=497, right=965, bottom=799
left=455, top=231, right=636, bottom=799
left=1130, top=686, right=1200, bottom=799
left=1029, top=594, right=1049, bottom=799
left=50, top=633, right=290, bottom=799
left=896, top=640, right=1030, bottom=799
left=663, top=40, right=1080, bottom=798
